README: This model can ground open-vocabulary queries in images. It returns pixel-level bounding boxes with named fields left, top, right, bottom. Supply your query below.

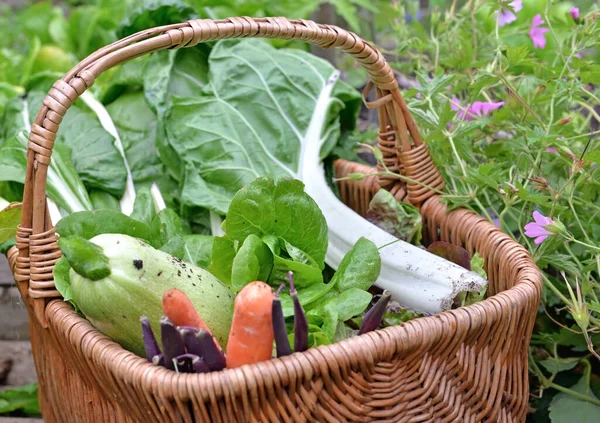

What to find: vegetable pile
left=50, top=174, right=484, bottom=372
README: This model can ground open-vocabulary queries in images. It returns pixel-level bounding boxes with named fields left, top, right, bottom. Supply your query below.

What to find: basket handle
left=17, top=17, right=444, bottom=325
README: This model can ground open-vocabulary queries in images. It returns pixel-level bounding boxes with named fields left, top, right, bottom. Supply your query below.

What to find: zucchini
left=64, top=233, right=234, bottom=357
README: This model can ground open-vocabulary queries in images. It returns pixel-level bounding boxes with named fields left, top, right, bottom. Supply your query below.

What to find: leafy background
left=1, top=0, right=600, bottom=421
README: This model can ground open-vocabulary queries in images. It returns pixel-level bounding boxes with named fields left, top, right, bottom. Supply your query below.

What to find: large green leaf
left=144, top=46, right=210, bottom=116
left=0, top=133, right=92, bottom=214
left=7, top=92, right=127, bottom=198
left=106, top=92, right=163, bottom=188
left=116, top=0, right=197, bottom=38
left=163, top=38, right=360, bottom=214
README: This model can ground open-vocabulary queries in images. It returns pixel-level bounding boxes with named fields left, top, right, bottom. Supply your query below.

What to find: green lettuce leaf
left=223, top=176, right=328, bottom=268
left=231, top=234, right=273, bottom=290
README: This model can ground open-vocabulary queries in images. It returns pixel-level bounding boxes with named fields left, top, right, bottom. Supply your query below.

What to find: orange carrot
left=162, top=288, right=211, bottom=332
left=162, top=288, right=224, bottom=352
left=226, top=281, right=274, bottom=369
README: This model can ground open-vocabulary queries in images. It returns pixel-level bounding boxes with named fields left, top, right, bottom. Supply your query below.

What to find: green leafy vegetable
left=230, top=234, right=273, bottom=290
left=53, top=256, right=79, bottom=312
left=58, top=235, right=112, bottom=281
left=365, top=189, right=422, bottom=244
left=163, top=38, right=360, bottom=214
left=182, top=234, right=213, bottom=269
left=223, top=176, right=328, bottom=268
left=0, top=202, right=21, bottom=244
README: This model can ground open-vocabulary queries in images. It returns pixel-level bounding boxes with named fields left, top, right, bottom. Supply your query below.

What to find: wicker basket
left=8, top=17, right=542, bottom=422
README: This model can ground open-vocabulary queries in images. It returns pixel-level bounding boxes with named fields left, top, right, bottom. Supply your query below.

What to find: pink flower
left=450, top=98, right=505, bottom=121
left=497, top=0, right=523, bottom=27
left=546, top=147, right=558, bottom=154
left=524, top=211, right=555, bottom=244
left=570, top=7, right=580, bottom=21
left=530, top=14, right=549, bottom=49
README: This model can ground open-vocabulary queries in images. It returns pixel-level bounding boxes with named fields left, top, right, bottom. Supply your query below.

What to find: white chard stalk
left=299, top=72, right=487, bottom=314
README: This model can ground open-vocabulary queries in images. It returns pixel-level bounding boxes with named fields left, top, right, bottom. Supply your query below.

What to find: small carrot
left=162, top=288, right=223, bottom=351
left=226, top=281, right=274, bottom=369
left=162, top=288, right=211, bottom=331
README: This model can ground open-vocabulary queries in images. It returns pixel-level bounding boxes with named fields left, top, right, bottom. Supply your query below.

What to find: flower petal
left=511, top=0, right=523, bottom=13
left=532, top=14, right=544, bottom=27
left=534, top=235, right=548, bottom=244
left=450, top=97, right=462, bottom=111
left=532, top=211, right=553, bottom=226
left=498, top=9, right=517, bottom=26
left=524, top=222, right=549, bottom=238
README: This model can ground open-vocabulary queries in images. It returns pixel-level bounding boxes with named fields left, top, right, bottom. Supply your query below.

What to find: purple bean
left=160, top=316, right=186, bottom=370
left=140, top=316, right=161, bottom=362
left=192, top=357, right=211, bottom=374
left=272, top=284, right=292, bottom=357
left=179, top=327, right=203, bottom=357
left=288, top=272, right=308, bottom=353
left=179, top=328, right=226, bottom=371
left=358, top=290, right=391, bottom=335
left=196, top=330, right=226, bottom=371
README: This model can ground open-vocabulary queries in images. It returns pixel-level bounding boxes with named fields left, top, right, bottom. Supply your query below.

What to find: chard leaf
left=31, top=91, right=127, bottom=197
left=163, top=38, right=360, bottom=214
left=89, top=190, right=120, bottom=211
left=366, top=189, right=422, bottom=244
left=223, top=176, right=328, bottom=268
left=0, top=202, right=21, bottom=244
left=183, top=234, right=213, bottom=269
left=0, top=132, right=93, bottom=214
left=11, top=91, right=128, bottom=199
left=130, top=186, right=157, bottom=225
left=105, top=92, right=163, bottom=190
left=144, top=45, right=210, bottom=116
left=116, top=0, right=197, bottom=38
left=231, top=234, right=273, bottom=291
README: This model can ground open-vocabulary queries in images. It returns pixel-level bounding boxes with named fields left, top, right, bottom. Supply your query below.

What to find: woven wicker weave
left=8, top=17, right=542, bottom=422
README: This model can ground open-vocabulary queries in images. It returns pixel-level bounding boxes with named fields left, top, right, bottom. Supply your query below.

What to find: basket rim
left=30, top=201, right=541, bottom=403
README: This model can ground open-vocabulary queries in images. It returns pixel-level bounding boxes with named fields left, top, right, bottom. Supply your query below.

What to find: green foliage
left=370, top=1, right=600, bottom=420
